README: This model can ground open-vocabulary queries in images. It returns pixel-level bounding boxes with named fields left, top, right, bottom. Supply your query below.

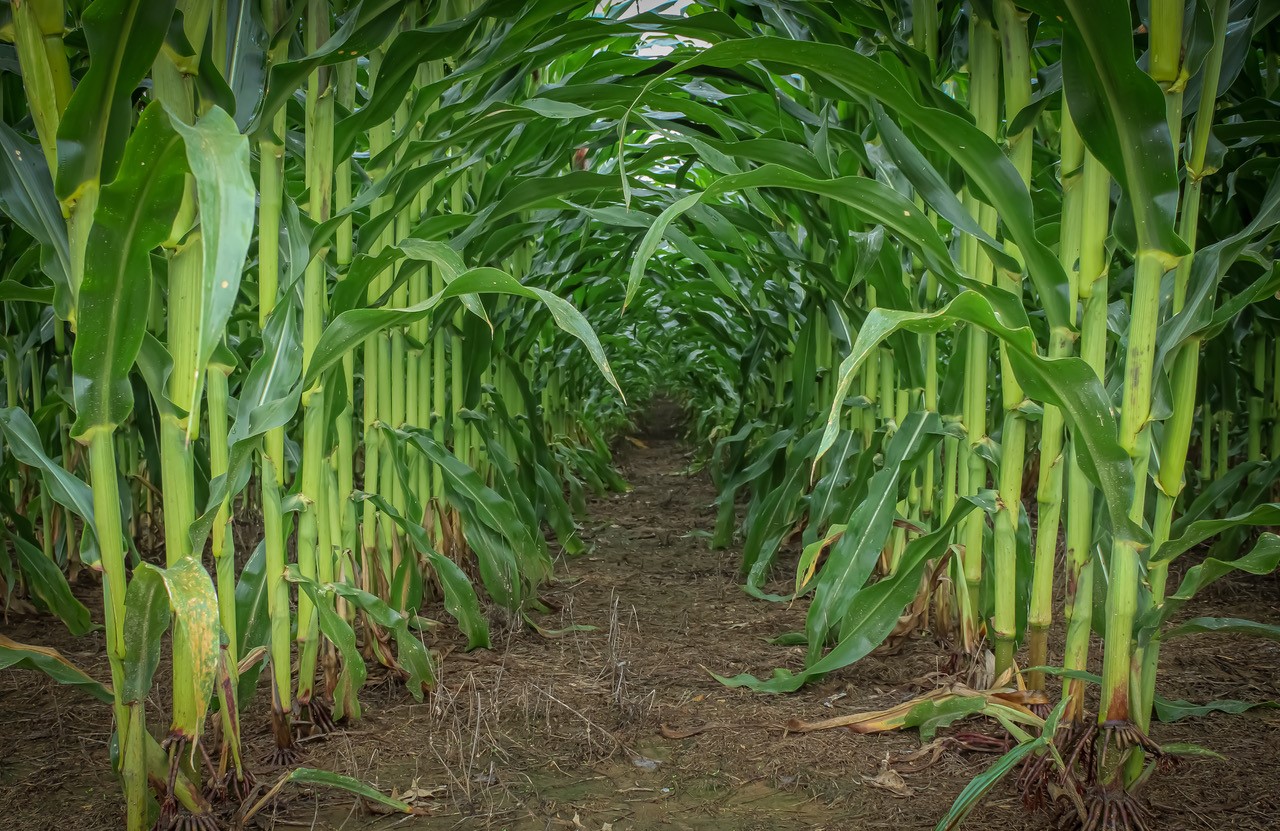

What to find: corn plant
left=1, top=2, right=1278, bottom=831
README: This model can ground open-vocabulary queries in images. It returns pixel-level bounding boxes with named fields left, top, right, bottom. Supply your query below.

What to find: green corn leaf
left=715, top=494, right=993, bottom=693
left=249, top=0, right=403, bottom=136
left=0, top=121, right=72, bottom=319
left=627, top=168, right=966, bottom=315
left=1157, top=743, right=1225, bottom=761
left=712, top=427, right=794, bottom=549
left=934, top=735, right=1048, bottom=831
left=9, top=526, right=95, bottom=636
left=189, top=300, right=303, bottom=555
left=224, top=0, right=268, bottom=131
left=806, top=411, right=941, bottom=663
left=306, top=266, right=620, bottom=399
left=1165, top=616, right=1280, bottom=642
left=0, top=280, right=55, bottom=305
left=0, top=634, right=113, bottom=703
left=121, top=564, right=170, bottom=705
left=126, top=557, right=221, bottom=735
left=742, top=429, right=823, bottom=598
left=1139, top=534, right=1280, bottom=639
left=358, top=493, right=491, bottom=651
left=815, top=292, right=1140, bottom=546
left=233, top=541, right=270, bottom=703
left=1154, top=695, right=1280, bottom=723
left=71, top=102, right=187, bottom=438
left=170, top=106, right=255, bottom=433
left=290, top=572, right=367, bottom=716
left=54, top=0, right=178, bottom=200
left=907, top=696, right=988, bottom=743
left=641, top=37, right=1073, bottom=328
left=0, top=407, right=99, bottom=557
left=280, top=768, right=417, bottom=814
left=1060, top=1, right=1184, bottom=257
left=286, top=566, right=434, bottom=700
left=388, top=425, right=542, bottom=608
left=1150, top=504, right=1280, bottom=565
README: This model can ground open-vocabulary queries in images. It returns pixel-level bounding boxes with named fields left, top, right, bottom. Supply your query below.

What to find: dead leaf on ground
left=888, top=738, right=950, bottom=774
left=862, top=760, right=914, bottom=797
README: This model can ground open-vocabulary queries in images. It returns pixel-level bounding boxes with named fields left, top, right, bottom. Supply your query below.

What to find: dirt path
left=3, top=429, right=1280, bottom=830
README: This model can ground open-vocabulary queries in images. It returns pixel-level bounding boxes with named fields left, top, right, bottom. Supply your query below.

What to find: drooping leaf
left=715, top=494, right=993, bottom=693
left=359, top=493, right=491, bottom=651
left=306, top=267, right=621, bottom=399
left=9, top=527, right=94, bottom=636
left=0, top=634, right=113, bottom=703
left=1164, top=616, right=1280, bottom=642
left=0, top=122, right=72, bottom=319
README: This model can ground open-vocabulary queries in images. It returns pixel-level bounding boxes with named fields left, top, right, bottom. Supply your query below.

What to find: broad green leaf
left=286, top=566, right=434, bottom=700
left=0, top=634, right=113, bottom=703
left=627, top=168, right=965, bottom=314
left=387, top=425, right=543, bottom=609
left=306, top=266, right=621, bottom=398
left=906, top=696, right=988, bottom=743
left=0, top=122, right=72, bottom=319
left=0, top=408, right=99, bottom=557
left=55, top=0, right=178, bottom=200
left=1139, top=534, right=1280, bottom=639
left=1154, top=694, right=1279, bottom=723
left=224, top=0, right=268, bottom=131
left=281, top=768, right=417, bottom=814
left=121, top=564, right=170, bottom=704
left=1157, top=743, right=1225, bottom=761
left=71, top=102, right=187, bottom=438
left=359, top=493, right=491, bottom=651
left=1151, top=504, right=1280, bottom=565
left=816, top=293, right=1140, bottom=545
left=715, top=494, right=993, bottom=693
left=806, top=411, right=941, bottom=662
left=1061, top=1, right=1184, bottom=256
left=644, top=37, right=1074, bottom=328
left=126, top=557, right=221, bottom=734
left=742, top=429, right=823, bottom=597
left=9, top=527, right=94, bottom=636
left=233, top=541, right=270, bottom=703
left=189, top=300, right=302, bottom=554
left=1165, top=616, right=1280, bottom=642
left=250, top=0, right=403, bottom=136
left=170, top=106, right=255, bottom=431
left=290, top=571, right=367, bottom=715
left=934, top=736, right=1047, bottom=831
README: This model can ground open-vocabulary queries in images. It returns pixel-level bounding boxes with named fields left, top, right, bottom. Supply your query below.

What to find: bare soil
left=2, top=415, right=1279, bottom=830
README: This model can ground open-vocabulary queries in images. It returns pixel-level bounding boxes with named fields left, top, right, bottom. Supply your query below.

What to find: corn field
left=0, top=0, right=1278, bottom=829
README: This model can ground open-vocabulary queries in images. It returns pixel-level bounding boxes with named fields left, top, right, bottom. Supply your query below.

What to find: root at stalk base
left=1079, top=785, right=1154, bottom=831
left=155, top=811, right=219, bottom=831
left=268, top=703, right=299, bottom=766
left=1018, top=717, right=1166, bottom=831
left=296, top=696, right=338, bottom=738
left=220, top=769, right=256, bottom=803
left=267, top=744, right=300, bottom=768
left=1098, top=719, right=1162, bottom=772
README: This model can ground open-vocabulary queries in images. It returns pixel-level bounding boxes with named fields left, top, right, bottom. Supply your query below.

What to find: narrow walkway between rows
left=279, top=430, right=1035, bottom=831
